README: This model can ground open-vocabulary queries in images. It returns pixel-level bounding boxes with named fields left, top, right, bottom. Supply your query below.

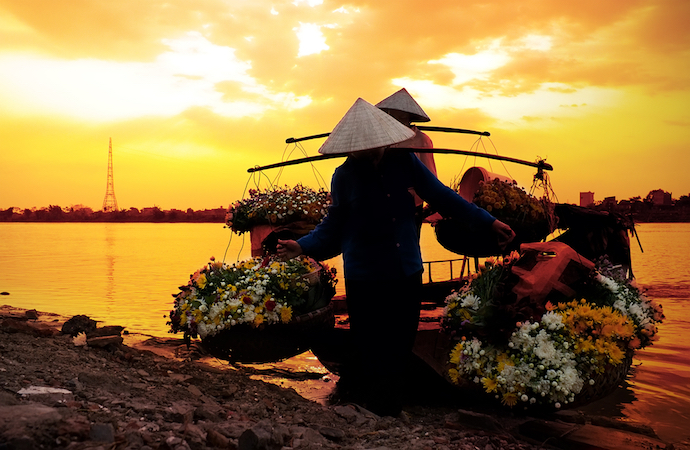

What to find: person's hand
left=276, top=239, right=303, bottom=260
left=491, top=220, right=516, bottom=250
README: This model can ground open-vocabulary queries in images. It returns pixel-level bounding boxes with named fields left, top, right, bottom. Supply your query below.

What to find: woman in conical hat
left=317, top=97, right=415, bottom=161
left=278, top=97, right=515, bottom=417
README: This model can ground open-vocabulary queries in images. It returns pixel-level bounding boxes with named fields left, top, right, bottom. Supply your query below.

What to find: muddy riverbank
left=1, top=305, right=684, bottom=450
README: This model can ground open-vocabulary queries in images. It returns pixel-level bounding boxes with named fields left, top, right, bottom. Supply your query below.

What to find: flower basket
left=250, top=224, right=275, bottom=257
left=440, top=248, right=664, bottom=410
left=567, top=349, right=634, bottom=408
left=251, top=220, right=318, bottom=257
left=302, top=267, right=321, bottom=286
left=226, top=185, right=330, bottom=237
left=434, top=332, right=634, bottom=411
left=201, top=302, right=335, bottom=363
left=168, top=255, right=338, bottom=363
left=436, top=176, right=555, bottom=257
left=434, top=218, right=506, bottom=257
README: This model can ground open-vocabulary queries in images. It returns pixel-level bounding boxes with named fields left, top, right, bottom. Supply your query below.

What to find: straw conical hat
left=375, top=88, right=430, bottom=122
left=318, top=98, right=415, bottom=155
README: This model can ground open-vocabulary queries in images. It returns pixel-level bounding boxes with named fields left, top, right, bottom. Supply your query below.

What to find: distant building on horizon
left=602, top=196, right=617, bottom=210
left=649, top=189, right=673, bottom=206
left=580, top=191, right=595, bottom=207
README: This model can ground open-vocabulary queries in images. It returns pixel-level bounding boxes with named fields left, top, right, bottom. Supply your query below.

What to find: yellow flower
left=458, top=309, right=472, bottom=322
left=607, top=344, right=625, bottom=364
left=496, top=352, right=513, bottom=372
left=448, top=368, right=459, bottom=384
left=254, top=314, right=264, bottom=327
left=482, top=377, right=498, bottom=393
left=197, top=273, right=207, bottom=289
left=449, top=343, right=464, bottom=365
left=280, top=306, right=293, bottom=323
left=501, top=392, right=518, bottom=407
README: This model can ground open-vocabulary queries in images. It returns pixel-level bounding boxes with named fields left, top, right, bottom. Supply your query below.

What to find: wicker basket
left=201, top=302, right=335, bottom=363
left=434, top=217, right=551, bottom=257
left=302, top=268, right=321, bottom=286
left=568, top=350, right=634, bottom=408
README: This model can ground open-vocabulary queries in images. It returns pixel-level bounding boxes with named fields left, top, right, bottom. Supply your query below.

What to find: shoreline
left=1, top=304, right=685, bottom=450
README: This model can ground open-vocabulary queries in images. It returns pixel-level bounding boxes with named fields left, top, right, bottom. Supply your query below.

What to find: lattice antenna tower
left=102, top=137, right=119, bottom=212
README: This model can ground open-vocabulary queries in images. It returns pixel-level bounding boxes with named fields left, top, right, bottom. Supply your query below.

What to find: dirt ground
left=0, top=305, right=677, bottom=450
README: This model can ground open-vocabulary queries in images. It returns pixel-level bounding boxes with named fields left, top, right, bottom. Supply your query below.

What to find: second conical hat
left=318, top=98, right=415, bottom=155
left=375, top=88, right=430, bottom=122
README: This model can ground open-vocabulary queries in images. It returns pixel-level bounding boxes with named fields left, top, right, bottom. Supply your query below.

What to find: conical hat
left=375, top=88, right=430, bottom=122
left=318, top=98, right=415, bottom=155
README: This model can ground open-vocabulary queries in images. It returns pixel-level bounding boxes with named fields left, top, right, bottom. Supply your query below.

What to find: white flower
left=460, top=293, right=481, bottom=310
left=542, top=311, right=564, bottom=330
left=596, top=274, right=619, bottom=293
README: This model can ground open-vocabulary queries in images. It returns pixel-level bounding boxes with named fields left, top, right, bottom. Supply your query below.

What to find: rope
left=222, top=142, right=331, bottom=264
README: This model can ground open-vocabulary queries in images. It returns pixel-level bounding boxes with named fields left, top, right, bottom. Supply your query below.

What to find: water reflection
left=1, top=222, right=689, bottom=443
left=104, top=224, right=115, bottom=303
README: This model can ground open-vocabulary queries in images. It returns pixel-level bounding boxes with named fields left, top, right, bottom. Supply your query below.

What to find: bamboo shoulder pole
left=247, top=148, right=552, bottom=173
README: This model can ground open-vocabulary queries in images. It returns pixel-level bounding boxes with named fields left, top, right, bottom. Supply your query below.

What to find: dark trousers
left=344, top=271, right=422, bottom=415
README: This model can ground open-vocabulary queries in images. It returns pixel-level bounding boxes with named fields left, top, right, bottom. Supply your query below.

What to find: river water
left=1, top=222, right=688, bottom=443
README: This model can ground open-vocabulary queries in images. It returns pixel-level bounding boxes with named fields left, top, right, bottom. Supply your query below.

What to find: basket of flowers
left=225, top=184, right=330, bottom=256
left=435, top=177, right=554, bottom=257
left=168, top=255, right=338, bottom=363
left=471, top=178, right=553, bottom=241
left=441, top=243, right=664, bottom=410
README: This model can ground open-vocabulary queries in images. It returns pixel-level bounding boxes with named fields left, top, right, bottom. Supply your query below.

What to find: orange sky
left=0, top=0, right=688, bottom=210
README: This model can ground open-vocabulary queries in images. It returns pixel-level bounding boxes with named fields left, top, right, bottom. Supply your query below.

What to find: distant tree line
left=0, top=205, right=227, bottom=222
left=588, top=190, right=690, bottom=222
left=1, top=189, right=688, bottom=223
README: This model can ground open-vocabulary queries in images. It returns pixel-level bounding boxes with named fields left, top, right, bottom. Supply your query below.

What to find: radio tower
left=102, top=137, right=118, bottom=212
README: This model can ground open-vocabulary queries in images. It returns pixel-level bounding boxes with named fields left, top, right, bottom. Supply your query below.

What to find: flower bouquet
left=168, top=255, right=338, bottom=363
left=434, top=178, right=554, bottom=257
left=225, top=184, right=330, bottom=234
left=225, top=184, right=330, bottom=257
left=442, top=247, right=664, bottom=409
left=469, top=178, right=554, bottom=246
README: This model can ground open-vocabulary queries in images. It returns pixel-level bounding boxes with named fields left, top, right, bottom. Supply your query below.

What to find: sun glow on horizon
left=0, top=0, right=687, bottom=211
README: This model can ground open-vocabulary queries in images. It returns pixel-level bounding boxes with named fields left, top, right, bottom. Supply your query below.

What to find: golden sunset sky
left=0, top=0, right=688, bottom=210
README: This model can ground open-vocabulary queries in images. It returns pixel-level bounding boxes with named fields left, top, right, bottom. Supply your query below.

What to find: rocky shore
left=0, top=305, right=684, bottom=450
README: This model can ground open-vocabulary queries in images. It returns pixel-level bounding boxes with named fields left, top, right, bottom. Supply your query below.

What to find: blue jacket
left=297, top=150, right=496, bottom=280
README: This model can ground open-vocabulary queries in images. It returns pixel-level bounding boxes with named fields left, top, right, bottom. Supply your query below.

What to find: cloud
left=0, top=31, right=310, bottom=121
left=429, top=42, right=512, bottom=86
left=294, top=22, right=330, bottom=57
left=392, top=77, right=620, bottom=124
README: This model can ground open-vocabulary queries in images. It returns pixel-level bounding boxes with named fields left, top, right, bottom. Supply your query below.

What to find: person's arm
left=410, top=154, right=515, bottom=246
left=281, top=166, right=347, bottom=261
